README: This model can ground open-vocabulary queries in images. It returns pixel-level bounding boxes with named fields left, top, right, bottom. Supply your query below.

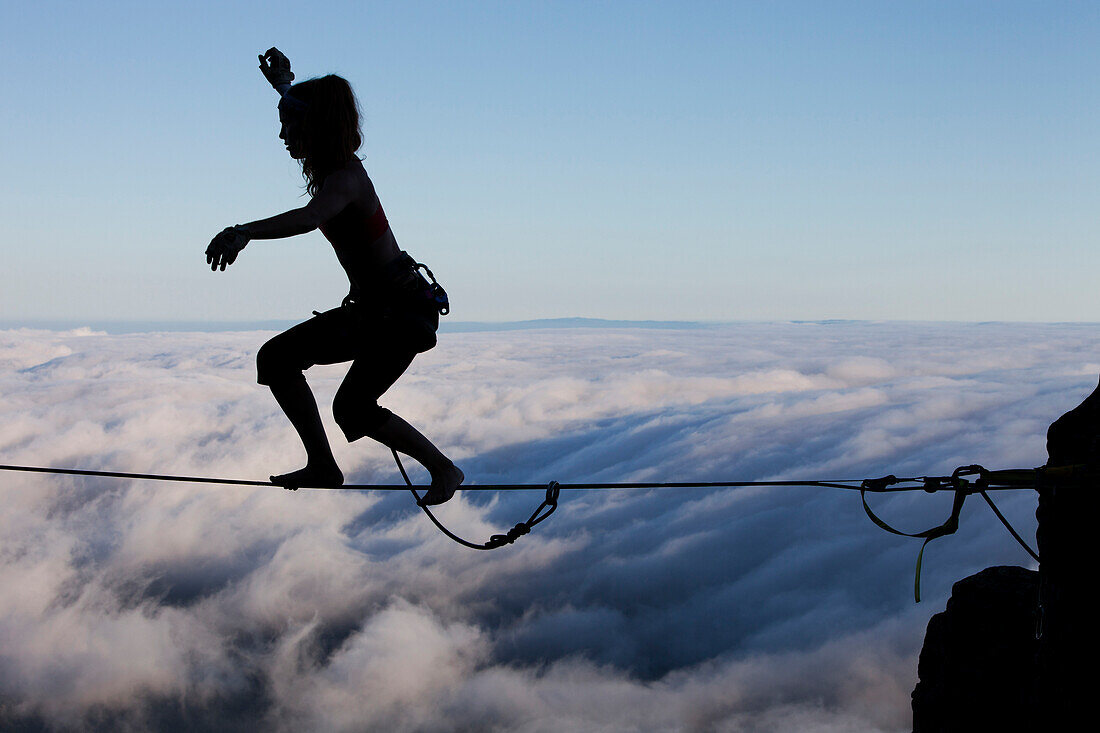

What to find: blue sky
left=2, top=1, right=1099, bottom=322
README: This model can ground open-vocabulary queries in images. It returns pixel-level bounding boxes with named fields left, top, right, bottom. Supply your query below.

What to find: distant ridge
left=0, top=320, right=300, bottom=334
left=1, top=317, right=712, bottom=335
left=441, top=318, right=710, bottom=332
left=4, top=319, right=1094, bottom=334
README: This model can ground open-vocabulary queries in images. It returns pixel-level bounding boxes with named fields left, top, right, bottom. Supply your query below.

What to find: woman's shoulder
left=349, top=158, right=378, bottom=197
left=349, top=156, right=372, bottom=179
left=315, top=159, right=379, bottom=215
left=321, top=159, right=371, bottom=192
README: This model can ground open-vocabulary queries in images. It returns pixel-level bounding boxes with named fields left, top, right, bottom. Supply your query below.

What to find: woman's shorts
left=255, top=299, right=437, bottom=440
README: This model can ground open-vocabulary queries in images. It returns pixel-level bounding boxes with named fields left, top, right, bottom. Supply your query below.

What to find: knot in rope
left=861, top=474, right=898, bottom=492
left=487, top=523, right=531, bottom=548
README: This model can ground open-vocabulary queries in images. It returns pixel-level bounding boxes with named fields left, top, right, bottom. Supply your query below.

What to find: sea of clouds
left=1, top=321, right=1095, bottom=732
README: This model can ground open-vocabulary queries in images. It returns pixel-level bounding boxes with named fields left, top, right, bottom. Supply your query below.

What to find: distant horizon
left=4, top=316, right=1100, bottom=335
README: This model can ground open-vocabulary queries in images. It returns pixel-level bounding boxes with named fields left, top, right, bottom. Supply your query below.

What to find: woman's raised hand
left=259, top=47, right=294, bottom=92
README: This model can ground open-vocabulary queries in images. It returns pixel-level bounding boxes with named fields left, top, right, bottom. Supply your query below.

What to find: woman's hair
left=284, top=75, right=363, bottom=196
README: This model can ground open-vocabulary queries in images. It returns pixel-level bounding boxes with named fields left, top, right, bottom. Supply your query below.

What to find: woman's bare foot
left=418, top=462, right=464, bottom=506
left=270, top=461, right=344, bottom=490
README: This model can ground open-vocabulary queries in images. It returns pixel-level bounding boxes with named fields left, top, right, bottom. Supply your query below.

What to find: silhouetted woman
left=205, top=48, right=463, bottom=503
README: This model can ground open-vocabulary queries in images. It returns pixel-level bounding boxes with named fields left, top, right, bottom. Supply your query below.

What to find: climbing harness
left=380, top=252, right=449, bottom=316
left=0, top=460, right=1069, bottom=601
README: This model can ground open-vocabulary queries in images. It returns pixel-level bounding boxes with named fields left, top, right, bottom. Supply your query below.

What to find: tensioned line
left=0, top=460, right=1051, bottom=597
left=0, top=462, right=965, bottom=492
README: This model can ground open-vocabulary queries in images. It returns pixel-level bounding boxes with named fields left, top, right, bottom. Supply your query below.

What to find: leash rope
left=390, top=449, right=560, bottom=550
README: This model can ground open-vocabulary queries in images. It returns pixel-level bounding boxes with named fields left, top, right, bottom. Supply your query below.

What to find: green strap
left=861, top=481, right=968, bottom=602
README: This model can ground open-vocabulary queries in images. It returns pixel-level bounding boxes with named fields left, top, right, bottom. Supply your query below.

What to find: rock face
left=1037, top=383, right=1100, bottom=728
left=911, top=565, right=1039, bottom=732
left=914, top=378, right=1100, bottom=730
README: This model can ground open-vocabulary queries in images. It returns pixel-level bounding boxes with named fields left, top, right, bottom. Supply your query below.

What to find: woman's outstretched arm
left=206, top=169, right=357, bottom=270
left=239, top=168, right=357, bottom=239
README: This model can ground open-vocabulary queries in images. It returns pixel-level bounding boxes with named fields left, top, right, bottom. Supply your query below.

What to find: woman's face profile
left=278, top=109, right=305, bottom=159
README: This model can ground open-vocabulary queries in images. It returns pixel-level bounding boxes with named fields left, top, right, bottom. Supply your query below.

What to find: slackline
left=0, top=462, right=896, bottom=492
left=0, top=460, right=1062, bottom=600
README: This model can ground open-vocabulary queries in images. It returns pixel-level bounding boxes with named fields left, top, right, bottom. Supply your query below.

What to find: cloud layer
left=1, top=322, right=1094, bottom=731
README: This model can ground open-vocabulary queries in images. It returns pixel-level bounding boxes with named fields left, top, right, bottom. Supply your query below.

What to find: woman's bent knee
left=256, top=337, right=303, bottom=386
left=334, top=399, right=392, bottom=442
